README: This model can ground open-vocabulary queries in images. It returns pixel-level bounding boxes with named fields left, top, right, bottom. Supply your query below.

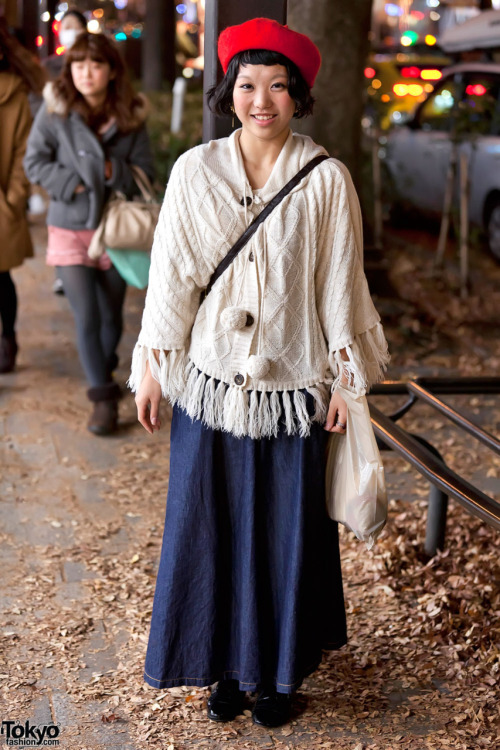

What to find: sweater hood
left=0, top=72, right=25, bottom=106
left=192, top=129, right=328, bottom=205
left=42, top=81, right=150, bottom=125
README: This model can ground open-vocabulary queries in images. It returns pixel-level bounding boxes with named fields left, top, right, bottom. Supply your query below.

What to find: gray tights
left=57, top=265, right=126, bottom=387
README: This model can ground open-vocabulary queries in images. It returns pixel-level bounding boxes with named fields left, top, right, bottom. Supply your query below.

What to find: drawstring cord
left=256, top=234, right=267, bottom=356
left=237, top=132, right=266, bottom=351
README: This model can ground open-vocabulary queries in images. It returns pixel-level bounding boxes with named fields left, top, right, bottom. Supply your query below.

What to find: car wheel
left=486, top=202, right=500, bottom=262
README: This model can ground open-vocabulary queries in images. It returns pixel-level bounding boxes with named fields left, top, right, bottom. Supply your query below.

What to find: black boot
left=86, top=382, right=121, bottom=436
left=0, top=335, right=18, bottom=373
left=207, top=679, right=246, bottom=722
left=252, top=685, right=293, bottom=728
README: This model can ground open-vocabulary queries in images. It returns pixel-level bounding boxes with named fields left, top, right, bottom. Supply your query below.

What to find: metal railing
left=368, top=377, right=500, bottom=556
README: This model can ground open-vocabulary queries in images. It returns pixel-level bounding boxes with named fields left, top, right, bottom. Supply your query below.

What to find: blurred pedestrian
left=131, top=18, right=389, bottom=728
left=40, top=9, right=88, bottom=294
left=44, top=8, right=88, bottom=81
left=0, top=19, right=45, bottom=373
left=24, top=32, right=154, bottom=435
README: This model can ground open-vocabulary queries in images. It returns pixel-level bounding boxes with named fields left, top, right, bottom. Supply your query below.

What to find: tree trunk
left=142, top=0, right=176, bottom=90
left=287, top=0, right=373, bottom=187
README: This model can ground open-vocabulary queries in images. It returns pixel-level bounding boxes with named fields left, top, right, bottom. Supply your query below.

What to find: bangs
left=238, top=49, right=292, bottom=69
left=66, top=36, right=109, bottom=65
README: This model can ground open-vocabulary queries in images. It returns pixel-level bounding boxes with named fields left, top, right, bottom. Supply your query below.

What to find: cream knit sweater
left=129, top=129, right=389, bottom=439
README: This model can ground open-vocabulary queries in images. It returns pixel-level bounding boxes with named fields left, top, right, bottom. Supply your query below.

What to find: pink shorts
left=46, top=226, right=112, bottom=270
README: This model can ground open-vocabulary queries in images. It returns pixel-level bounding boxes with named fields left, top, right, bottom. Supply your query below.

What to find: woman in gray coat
left=25, top=32, right=154, bottom=435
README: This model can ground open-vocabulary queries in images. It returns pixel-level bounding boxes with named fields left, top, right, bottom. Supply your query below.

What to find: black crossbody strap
left=202, top=154, right=329, bottom=300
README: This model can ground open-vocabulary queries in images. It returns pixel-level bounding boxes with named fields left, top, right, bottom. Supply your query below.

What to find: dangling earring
left=230, top=104, right=235, bottom=128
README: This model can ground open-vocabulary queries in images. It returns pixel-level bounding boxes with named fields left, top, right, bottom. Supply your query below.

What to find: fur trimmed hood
left=42, top=81, right=150, bottom=126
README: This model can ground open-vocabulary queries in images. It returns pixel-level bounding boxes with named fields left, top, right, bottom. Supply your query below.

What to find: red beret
left=218, top=17, right=321, bottom=89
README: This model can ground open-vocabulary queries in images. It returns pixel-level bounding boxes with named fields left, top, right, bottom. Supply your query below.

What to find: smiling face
left=70, top=57, right=113, bottom=104
left=232, top=63, right=296, bottom=143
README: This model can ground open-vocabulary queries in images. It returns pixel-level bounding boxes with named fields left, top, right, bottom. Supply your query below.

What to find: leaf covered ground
left=0, top=225, right=498, bottom=749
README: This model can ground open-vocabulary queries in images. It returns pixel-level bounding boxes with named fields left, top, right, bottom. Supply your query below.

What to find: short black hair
left=206, top=49, right=315, bottom=119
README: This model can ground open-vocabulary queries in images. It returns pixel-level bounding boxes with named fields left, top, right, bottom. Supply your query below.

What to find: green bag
left=106, top=248, right=151, bottom=289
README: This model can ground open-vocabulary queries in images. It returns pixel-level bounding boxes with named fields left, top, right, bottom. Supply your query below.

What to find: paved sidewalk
left=0, top=222, right=159, bottom=748
left=1, top=222, right=498, bottom=750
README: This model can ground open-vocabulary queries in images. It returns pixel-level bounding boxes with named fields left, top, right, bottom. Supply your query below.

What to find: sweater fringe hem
left=330, top=321, right=390, bottom=394
left=128, top=344, right=330, bottom=439
left=128, top=322, right=389, bottom=439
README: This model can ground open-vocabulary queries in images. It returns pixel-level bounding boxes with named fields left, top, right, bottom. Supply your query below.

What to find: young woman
left=131, top=18, right=389, bottom=728
left=0, top=19, right=45, bottom=373
left=24, top=32, right=154, bottom=435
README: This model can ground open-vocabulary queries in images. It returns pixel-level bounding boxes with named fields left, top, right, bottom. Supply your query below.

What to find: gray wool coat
left=24, top=83, right=155, bottom=231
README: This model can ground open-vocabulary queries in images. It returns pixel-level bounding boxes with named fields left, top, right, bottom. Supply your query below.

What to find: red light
left=411, top=10, right=425, bottom=20
left=400, top=66, right=421, bottom=79
left=55, top=45, right=65, bottom=56
left=35, top=35, right=44, bottom=48
left=466, top=84, right=487, bottom=96
left=52, top=20, right=60, bottom=34
left=364, top=67, right=376, bottom=79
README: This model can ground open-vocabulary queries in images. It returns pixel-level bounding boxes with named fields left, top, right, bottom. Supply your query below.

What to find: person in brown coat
left=0, top=19, right=45, bottom=372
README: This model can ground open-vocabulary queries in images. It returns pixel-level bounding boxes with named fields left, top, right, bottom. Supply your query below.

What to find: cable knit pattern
left=129, top=129, right=390, bottom=438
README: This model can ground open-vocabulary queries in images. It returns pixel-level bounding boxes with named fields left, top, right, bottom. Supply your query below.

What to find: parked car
left=382, top=62, right=500, bottom=260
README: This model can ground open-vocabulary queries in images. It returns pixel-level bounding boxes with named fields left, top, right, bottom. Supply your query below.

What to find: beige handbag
left=88, top=165, right=160, bottom=260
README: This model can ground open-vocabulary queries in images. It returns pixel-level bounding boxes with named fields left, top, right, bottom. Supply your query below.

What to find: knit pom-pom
left=247, top=355, right=271, bottom=380
left=220, top=306, right=248, bottom=331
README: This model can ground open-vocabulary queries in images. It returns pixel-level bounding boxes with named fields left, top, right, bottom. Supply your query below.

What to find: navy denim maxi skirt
left=144, top=394, right=347, bottom=694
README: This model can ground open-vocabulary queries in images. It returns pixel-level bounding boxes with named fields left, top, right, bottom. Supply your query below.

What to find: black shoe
left=252, top=686, right=293, bottom=728
left=207, top=679, right=245, bottom=722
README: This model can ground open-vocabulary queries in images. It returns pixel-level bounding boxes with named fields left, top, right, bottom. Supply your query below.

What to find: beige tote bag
left=325, top=384, right=388, bottom=549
